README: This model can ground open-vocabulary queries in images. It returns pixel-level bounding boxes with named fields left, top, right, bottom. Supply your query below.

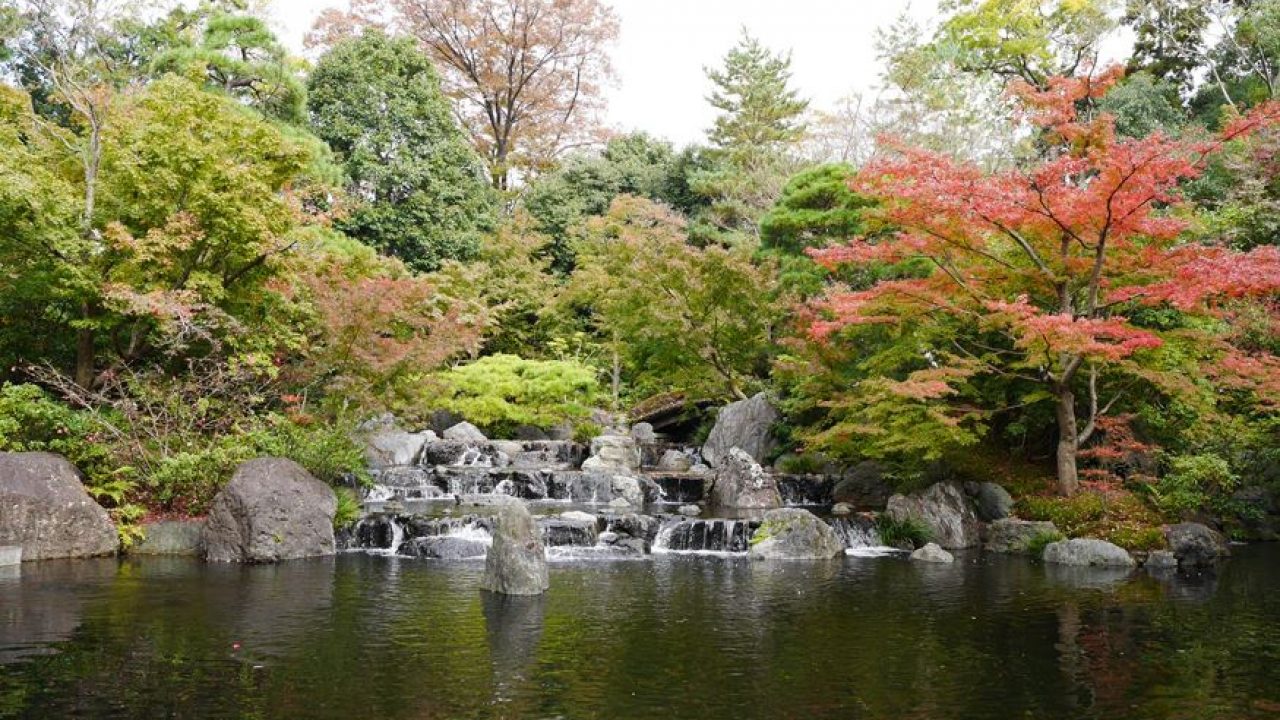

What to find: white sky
left=267, top=0, right=939, bottom=147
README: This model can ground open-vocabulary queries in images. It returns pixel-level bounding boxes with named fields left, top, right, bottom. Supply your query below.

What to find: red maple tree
left=809, top=67, right=1280, bottom=495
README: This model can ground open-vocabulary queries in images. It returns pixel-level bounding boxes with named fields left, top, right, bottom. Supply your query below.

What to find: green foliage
left=248, top=415, right=372, bottom=488
left=422, top=354, right=602, bottom=436
left=706, top=29, right=808, bottom=159
left=333, top=487, right=362, bottom=530
left=1020, top=490, right=1167, bottom=550
left=1025, top=529, right=1065, bottom=559
left=1099, top=72, right=1187, bottom=138
left=308, top=30, right=494, bottom=271
left=759, top=164, right=869, bottom=254
left=0, top=383, right=119, bottom=484
left=875, top=514, right=931, bottom=549
left=1145, top=452, right=1240, bottom=518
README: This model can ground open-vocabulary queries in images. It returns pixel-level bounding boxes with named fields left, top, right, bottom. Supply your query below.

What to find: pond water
left=2, top=545, right=1279, bottom=720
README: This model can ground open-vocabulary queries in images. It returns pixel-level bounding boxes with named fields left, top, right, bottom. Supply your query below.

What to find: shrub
left=421, top=354, right=601, bottom=436
left=875, top=514, right=931, bottom=549
left=1019, top=492, right=1107, bottom=533
left=1026, top=529, right=1065, bottom=559
left=1021, top=489, right=1166, bottom=551
left=1143, top=453, right=1239, bottom=519
left=333, top=487, right=363, bottom=529
left=248, top=415, right=371, bottom=488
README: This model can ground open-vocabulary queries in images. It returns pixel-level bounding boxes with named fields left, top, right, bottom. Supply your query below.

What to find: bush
left=420, top=354, right=601, bottom=436
left=1021, top=489, right=1166, bottom=551
left=876, top=514, right=931, bottom=549
left=1144, top=453, right=1239, bottom=519
left=1026, top=529, right=1065, bottom=559
left=333, top=487, right=363, bottom=529
left=1019, top=492, right=1107, bottom=532
left=248, top=415, right=371, bottom=488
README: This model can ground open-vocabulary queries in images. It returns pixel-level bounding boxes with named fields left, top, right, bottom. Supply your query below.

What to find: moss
left=750, top=520, right=782, bottom=547
left=1026, top=530, right=1065, bottom=559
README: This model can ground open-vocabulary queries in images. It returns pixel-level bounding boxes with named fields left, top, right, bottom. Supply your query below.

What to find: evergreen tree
left=705, top=29, right=808, bottom=162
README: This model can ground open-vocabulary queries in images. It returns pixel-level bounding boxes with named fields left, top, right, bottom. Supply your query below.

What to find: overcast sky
left=268, top=0, right=938, bottom=147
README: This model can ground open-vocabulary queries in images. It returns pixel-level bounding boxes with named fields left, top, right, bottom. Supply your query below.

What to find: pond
left=2, top=545, right=1279, bottom=719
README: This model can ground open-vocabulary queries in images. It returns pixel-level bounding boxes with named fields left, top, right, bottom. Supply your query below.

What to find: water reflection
left=480, top=590, right=545, bottom=701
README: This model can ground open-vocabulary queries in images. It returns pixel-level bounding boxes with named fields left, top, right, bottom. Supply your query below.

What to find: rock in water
left=581, top=434, right=641, bottom=473
left=886, top=482, right=982, bottom=549
left=131, top=520, right=204, bottom=556
left=702, top=392, right=779, bottom=468
left=363, top=427, right=435, bottom=468
left=966, top=481, right=1014, bottom=522
left=0, top=452, right=118, bottom=560
left=910, top=542, right=954, bottom=563
left=443, top=421, right=487, bottom=444
left=710, top=448, right=782, bottom=509
left=984, top=519, right=1059, bottom=554
left=202, top=458, right=337, bottom=563
left=749, top=508, right=845, bottom=560
left=656, top=449, right=694, bottom=472
left=481, top=500, right=550, bottom=595
left=1164, top=522, right=1229, bottom=567
left=1042, top=538, right=1135, bottom=568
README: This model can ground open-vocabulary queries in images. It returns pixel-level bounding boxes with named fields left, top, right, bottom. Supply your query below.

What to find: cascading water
left=651, top=518, right=759, bottom=555
left=825, top=515, right=902, bottom=557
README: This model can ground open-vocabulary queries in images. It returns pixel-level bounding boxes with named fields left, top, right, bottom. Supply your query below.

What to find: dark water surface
left=2, top=545, right=1279, bottom=720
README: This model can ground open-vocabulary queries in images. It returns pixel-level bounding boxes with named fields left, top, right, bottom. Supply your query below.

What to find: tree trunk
left=74, top=302, right=94, bottom=389
left=1055, top=385, right=1080, bottom=496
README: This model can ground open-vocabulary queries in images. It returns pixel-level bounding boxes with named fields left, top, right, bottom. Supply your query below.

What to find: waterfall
left=652, top=518, right=758, bottom=555
left=825, top=516, right=901, bottom=557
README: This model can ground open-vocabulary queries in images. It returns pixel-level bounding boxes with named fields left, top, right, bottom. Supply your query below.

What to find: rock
left=406, top=535, right=488, bottom=560
left=608, top=497, right=631, bottom=508
left=363, top=428, right=434, bottom=468
left=560, top=511, right=597, bottom=524
left=709, top=448, right=782, bottom=509
left=831, top=502, right=854, bottom=515
left=749, top=508, right=845, bottom=560
left=984, top=518, right=1059, bottom=554
left=656, top=449, right=694, bottom=472
left=886, top=482, right=981, bottom=549
left=701, top=392, right=779, bottom=468
left=513, top=425, right=550, bottom=441
left=630, top=422, right=657, bottom=443
left=1144, top=549, right=1178, bottom=569
left=443, top=421, right=487, bottom=444
left=1164, top=522, right=1229, bottom=567
left=481, top=501, right=549, bottom=595
left=832, top=461, right=892, bottom=509
left=0, top=546, right=20, bottom=566
left=581, top=434, right=641, bottom=474
left=600, top=513, right=659, bottom=554
left=539, top=515, right=597, bottom=546
left=910, top=542, right=954, bottom=563
left=548, top=422, right=575, bottom=441
left=610, top=475, right=644, bottom=507
left=201, top=458, right=337, bottom=563
left=0, top=452, right=118, bottom=560
left=1043, top=538, right=1135, bottom=568
left=131, top=520, right=204, bottom=556
left=966, top=481, right=1014, bottom=522
left=678, top=504, right=701, bottom=517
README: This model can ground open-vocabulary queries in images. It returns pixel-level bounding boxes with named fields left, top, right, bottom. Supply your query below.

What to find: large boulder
left=443, top=421, right=487, bottom=444
left=749, top=508, right=845, bottom=560
left=131, top=519, right=204, bottom=556
left=1043, top=538, right=1135, bottom=568
left=965, top=481, right=1014, bottom=522
left=701, top=392, right=779, bottom=468
left=481, top=500, right=550, bottom=595
left=886, top=482, right=981, bottom=549
left=201, top=458, right=337, bottom=563
left=832, top=461, right=892, bottom=509
left=709, top=448, right=782, bottom=509
left=985, top=518, right=1059, bottom=555
left=0, top=452, right=118, bottom=560
left=630, top=422, right=657, bottom=443
left=581, top=434, right=641, bottom=474
left=1164, top=522, right=1229, bottom=567
left=656, top=449, right=694, bottom=472
left=363, top=427, right=435, bottom=468
left=609, top=475, right=644, bottom=507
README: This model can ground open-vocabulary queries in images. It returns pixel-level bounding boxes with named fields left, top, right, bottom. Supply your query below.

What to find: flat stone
left=0, top=546, right=20, bottom=566
left=131, top=519, right=204, bottom=556
left=910, top=542, right=954, bottom=563
left=678, top=504, right=701, bottom=516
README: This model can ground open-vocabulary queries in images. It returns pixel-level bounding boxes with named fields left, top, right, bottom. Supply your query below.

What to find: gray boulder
left=131, top=519, right=204, bottom=556
left=0, top=546, right=19, bottom=566
left=709, top=448, right=782, bottom=509
left=966, top=481, right=1014, bottom=522
left=581, top=434, right=641, bottom=473
left=610, top=475, right=644, bottom=507
left=443, top=421, right=487, bottom=444
left=363, top=428, right=434, bottom=468
left=886, top=482, right=981, bottom=549
left=0, top=452, right=118, bottom=560
left=1043, top=538, right=1135, bottom=568
left=985, top=518, right=1059, bottom=554
left=1164, top=522, right=1229, bottom=567
left=406, top=535, right=488, bottom=560
left=201, top=458, right=337, bottom=563
left=749, top=508, right=845, bottom=560
left=1144, top=549, right=1178, bottom=569
left=599, top=513, right=659, bottom=554
left=702, top=392, right=779, bottom=468
left=656, top=449, right=694, bottom=472
left=630, top=422, right=657, bottom=443
left=910, top=542, right=954, bottom=563
left=832, top=461, right=892, bottom=509
left=481, top=500, right=549, bottom=595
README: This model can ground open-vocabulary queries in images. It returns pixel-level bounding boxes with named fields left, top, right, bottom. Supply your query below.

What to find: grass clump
left=875, top=514, right=931, bottom=549
left=1026, top=530, right=1065, bottom=559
